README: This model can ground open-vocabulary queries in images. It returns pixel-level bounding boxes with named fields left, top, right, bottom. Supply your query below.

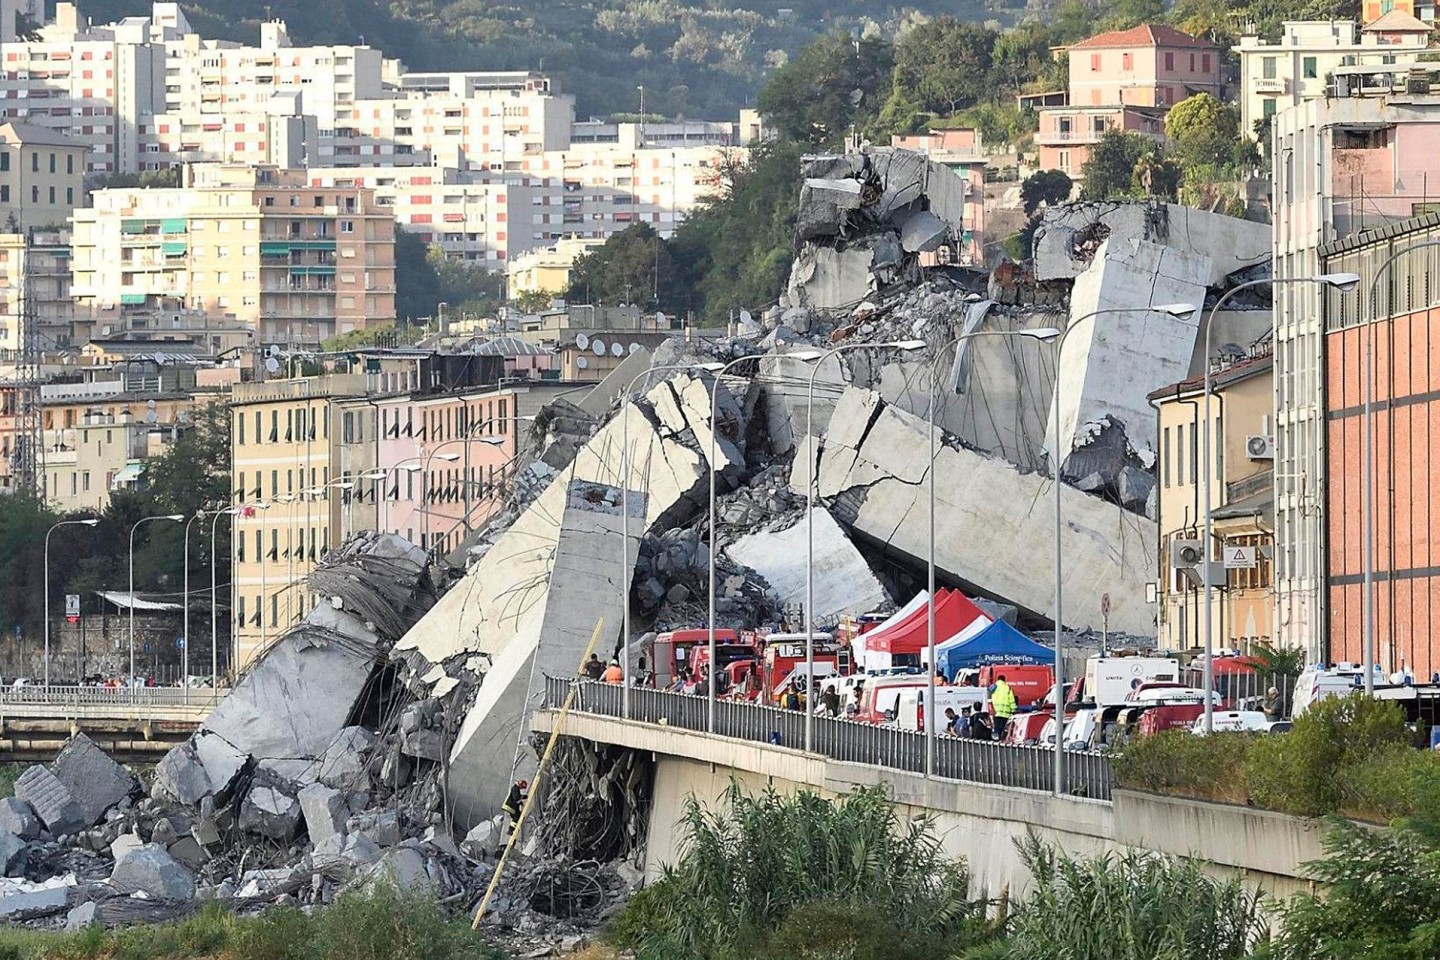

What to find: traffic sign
left=65, top=594, right=80, bottom=618
left=1223, top=546, right=1256, bottom=569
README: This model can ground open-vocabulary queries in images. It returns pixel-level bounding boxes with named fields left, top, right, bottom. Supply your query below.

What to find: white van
left=1083, top=656, right=1180, bottom=706
left=1292, top=665, right=1385, bottom=716
left=892, top=686, right=988, bottom=734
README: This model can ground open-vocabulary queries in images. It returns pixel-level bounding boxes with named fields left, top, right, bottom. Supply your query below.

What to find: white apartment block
left=1234, top=15, right=1431, bottom=139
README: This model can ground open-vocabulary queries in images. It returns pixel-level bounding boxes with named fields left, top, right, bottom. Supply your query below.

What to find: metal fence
left=0, top=685, right=223, bottom=708
left=543, top=677, right=1114, bottom=800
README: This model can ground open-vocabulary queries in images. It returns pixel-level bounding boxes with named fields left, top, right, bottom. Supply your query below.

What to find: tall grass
left=0, top=886, right=501, bottom=960
left=607, top=784, right=989, bottom=960
left=968, top=835, right=1267, bottom=960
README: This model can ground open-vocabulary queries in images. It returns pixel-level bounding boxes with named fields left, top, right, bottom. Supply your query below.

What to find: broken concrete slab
left=109, top=833, right=143, bottom=863
left=65, top=900, right=98, bottom=932
left=298, top=784, right=347, bottom=847
left=796, top=178, right=866, bottom=241
left=311, top=832, right=381, bottom=871
left=14, top=766, right=86, bottom=835
left=316, top=727, right=377, bottom=790
left=239, top=785, right=302, bottom=841
left=760, top=351, right=848, bottom=456
left=1032, top=200, right=1270, bottom=287
left=1050, top=237, right=1204, bottom=466
left=348, top=809, right=400, bottom=847
left=0, top=798, right=40, bottom=841
left=461, top=815, right=506, bottom=860
left=52, top=733, right=138, bottom=827
left=153, top=729, right=248, bottom=806
left=366, top=847, right=432, bottom=894
left=725, top=507, right=888, bottom=625
left=0, top=876, right=72, bottom=918
left=110, top=844, right=195, bottom=901
left=0, top=832, right=25, bottom=876
left=166, top=837, right=207, bottom=870
left=236, top=868, right=294, bottom=899
left=797, top=387, right=1155, bottom=635
left=900, top=210, right=949, bottom=253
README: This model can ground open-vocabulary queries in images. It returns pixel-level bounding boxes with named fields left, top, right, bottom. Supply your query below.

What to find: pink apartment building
left=1037, top=24, right=1222, bottom=176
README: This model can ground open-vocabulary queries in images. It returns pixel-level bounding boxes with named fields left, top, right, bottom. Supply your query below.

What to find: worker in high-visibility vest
left=990, top=674, right=1018, bottom=740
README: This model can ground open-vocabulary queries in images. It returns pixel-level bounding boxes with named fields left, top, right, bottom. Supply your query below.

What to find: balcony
left=1035, top=129, right=1106, bottom=146
left=1252, top=77, right=1287, bottom=94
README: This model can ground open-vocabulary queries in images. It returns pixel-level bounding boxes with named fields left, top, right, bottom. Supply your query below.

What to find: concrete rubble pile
left=788, top=148, right=970, bottom=311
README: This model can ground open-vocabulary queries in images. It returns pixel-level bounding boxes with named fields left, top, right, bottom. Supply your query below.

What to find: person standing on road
left=969, top=705, right=993, bottom=740
left=1263, top=685, right=1283, bottom=721
left=582, top=654, right=604, bottom=680
left=601, top=659, right=624, bottom=683
left=990, top=674, right=1018, bottom=740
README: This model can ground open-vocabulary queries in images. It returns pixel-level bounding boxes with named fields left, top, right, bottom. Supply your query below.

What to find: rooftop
left=1070, top=24, right=1215, bottom=51
left=1148, top=350, right=1273, bottom=402
left=1363, top=8, right=1432, bottom=32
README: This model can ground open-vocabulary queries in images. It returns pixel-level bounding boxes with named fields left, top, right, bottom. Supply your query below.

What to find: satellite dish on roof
left=265, top=357, right=281, bottom=373
left=145, top=410, right=158, bottom=424
left=146, top=399, right=157, bottom=409
left=576, top=355, right=589, bottom=370
left=591, top=339, right=606, bottom=356
left=611, top=341, right=623, bottom=358
left=628, top=342, right=642, bottom=355
left=267, top=344, right=282, bottom=357
left=575, top=333, right=590, bottom=350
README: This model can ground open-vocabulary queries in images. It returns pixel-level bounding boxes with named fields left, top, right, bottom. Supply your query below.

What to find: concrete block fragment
left=110, top=833, right=143, bottom=863
left=0, top=832, right=25, bottom=876
left=366, top=847, right=432, bottom=894
left=796, top=178, right=865, bottom=241
left=0, top=876, right=71, bottom=918
left=154, top=730, right=247, bottom=806
left=110, top=844, right=196, bottom=901
left=316, top=727, right=376, bottom=790
left=166, top=837, right=207, bottom=870
left=239, top=785, right=302, bottom=841
left=14, top=766, right=86, bottom=835
left=65, top=900, right=98, bottom=932
left=725, top=507, right=888, bottom=624
left=461, top=815, right=506, bottom=860
left=312, top=832, right=381, bottom=871
left=0, top=798, right=41, bottom=840
left=348, top=809, right=400, bottom=847
left=236, top=868, right=293, bottom=899
left=51, top=733, right=138, bottom=827
left=298, top=783, right=347, bottom=847
left=899, top=209, right=949, bottom=253
left=399, top=728, right=444, bottom=761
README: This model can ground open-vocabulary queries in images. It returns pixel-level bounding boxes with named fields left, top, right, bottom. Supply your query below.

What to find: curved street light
left=129, top=513, right=184, bottom=693
left=44, top=518, right=100, bottom=688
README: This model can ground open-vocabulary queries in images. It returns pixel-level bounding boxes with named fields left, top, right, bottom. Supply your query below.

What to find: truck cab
left=650, top=629, right=739, bottom=688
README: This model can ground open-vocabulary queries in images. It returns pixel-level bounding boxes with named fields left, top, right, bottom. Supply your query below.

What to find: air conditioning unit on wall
left=1245, top=435, right=1274, bottom=460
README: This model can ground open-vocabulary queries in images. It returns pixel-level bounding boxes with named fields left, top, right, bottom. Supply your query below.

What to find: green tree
left=511, top=289, right=559, bottom=313
left=1021, top=169, right=1073, bottom=216
left=566, top=222, right=676, bottom=308
left=755, top=33, right=894, bottom=147
left=1100, top=0, right=1166, bottom=30
left=394, top=227, right=440, bottom=323
left=427, top=244, right=503, bottom=317
left=1165, top=93, right=1243, bottom=168
left=1079, top=131, right=1152, bottom=200
left=1133, top=147, right=1181, bottom=201
left=882, top=17, right=996, bottom=129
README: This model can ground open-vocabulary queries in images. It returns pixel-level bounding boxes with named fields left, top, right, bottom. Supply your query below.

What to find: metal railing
left=544, top=678, right=1114, bottom=800
left=0, top=685, right=224, bottom=709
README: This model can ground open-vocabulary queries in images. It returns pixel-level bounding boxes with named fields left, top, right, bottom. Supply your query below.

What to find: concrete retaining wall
left=538, top=710, right=1327, bottom=901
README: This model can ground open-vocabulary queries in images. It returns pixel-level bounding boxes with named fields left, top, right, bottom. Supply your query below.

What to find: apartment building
left=0, top=3, right=164, bottom=174
left=1362, top=0, right=1435, bottom=23
left=1234, top=16, right=1431, bottom=140
left=1271, top=66, right=1440, bottom=659
left=1150, top=347, right=1276, bottom=653
left=1319, top=213, right=1440, bottom=680
left=70, top=164, right=395, bottom=345
left=0, top=230, right=75, bottom=352
left=0, top=122, right=87, bottom=230
left=229, top=374, right=366, bottom=667
left=1036, top=24, right=1220, bottom=175
left=1067, top=24, right=1222, bottom=108
left=506, top=236, right=604, bottom=297
left=39, top=379, right=194, bottom=511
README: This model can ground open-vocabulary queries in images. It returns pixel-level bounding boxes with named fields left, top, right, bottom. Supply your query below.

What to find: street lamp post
left=802, top=340, right=925, bottom=752
left=43, top=518, right=99, bottom=688
left=419, top=450, right=462, bottom=556
left=620, top=362, right=722, bottom=718
left=182, top=510, right=209, bottom=700
left=1199, top=273, right=1359, bottom=728
left=1360, top=251, right=1440, bottom=694
left=1046, top=303, right=1198, bottom=795
left=923, top=328, right=1059, bottom=776
left=210, top=507, right=239, bottom=690
left=366, top=461, right=422, bottom=534
left=129, top=514, right=184, bottom=693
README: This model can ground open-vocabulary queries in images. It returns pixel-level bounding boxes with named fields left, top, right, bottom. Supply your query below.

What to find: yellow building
left=229, top=374, right=370, bottom=668
left=70, top=165, right=396, bottom=347
left=505, top=236, right=604, bottom=299
left=0, top=122, right=88, bottom=231
left=1150, top=345, right=1276, bottom=654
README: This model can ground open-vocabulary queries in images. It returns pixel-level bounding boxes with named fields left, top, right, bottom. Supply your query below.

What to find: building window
left=1122, top=52, right=1133, bottom=71
left=31, top=153, right=37, bottom=172
left=48, top=186, right=54, bottom=204
left=1262, top=57, right=1276, bottom=80
left=0, top=153, right=7, bottom=172
left=1302, top=57, right=1317, bottom=79
left=30, top=186, right=37, bottom=203
left=1163, top=426, right=1171, bottom=488
left=1263, top=98, right=1277, bottom=117
left=1202, top=53, right=1211, bottom=73
left=1090, top=53, right=1101, bottom=71
left=65, top=187, right=73, bottom=205
left=66, top=154, right=73, bottom=174
left=48, top=152, right=55, bottom=174
left=1177, top=422, right=1186, bottom=485
left=1165, top=52, right=1174, bottom=71
left=0, top=186, right=8, bottom=203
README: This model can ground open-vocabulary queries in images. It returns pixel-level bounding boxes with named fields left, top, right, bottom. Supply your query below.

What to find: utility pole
left=13, top=232, right=42, bottom=497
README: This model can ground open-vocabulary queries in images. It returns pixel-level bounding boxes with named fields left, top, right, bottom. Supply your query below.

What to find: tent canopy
left=935, top=620, right=1053, bottom=678
left=864, top=589, right=988, bottom=655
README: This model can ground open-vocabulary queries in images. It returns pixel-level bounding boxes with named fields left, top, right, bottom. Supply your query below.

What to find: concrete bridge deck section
left=0, top=688, right=218, bottom=758
left=533, top=706, right=1334, bottom=902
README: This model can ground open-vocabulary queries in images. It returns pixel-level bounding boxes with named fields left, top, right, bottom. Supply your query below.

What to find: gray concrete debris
left=0, top=876, right=73, bottom=919
left=109, top=833, right=143, bottom=863
left=65, top=900, right=98, bottom=932
left=366, top=847, right=432, bottom=894
left=298, top=784, right=347, bottom=847
left=236, top=868, right=294, bottom=899
left=153, top=730, right=248, bottom=806
left=311, top=832, right=381, bottom=871
left=110, top=844, right=196, bottom=901
left=15, top=766, right=86, bottom=835
left=166, top=837, right=207, bottom=870
left=0, top=831, right=25, bottom=876
left=796, top=178, right=866, bottom=241
left=0, top=798, right=41, bottom=841
left=1032, top=200, right=1270, bottom=287
left=461, top=815, right=506, bottom=860
left=317, top=726, right=377, bottom=790
left=725, top=507, right=888, bottom=626
left=52, top=733, right=139, bottom=827
left=348, top=809, right=400, bottom=847
left=798, top=387, right=1156, bottom=635
left=900, top=210, right=949, bottom=253
left=239, top=784, right=302, bottom=842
